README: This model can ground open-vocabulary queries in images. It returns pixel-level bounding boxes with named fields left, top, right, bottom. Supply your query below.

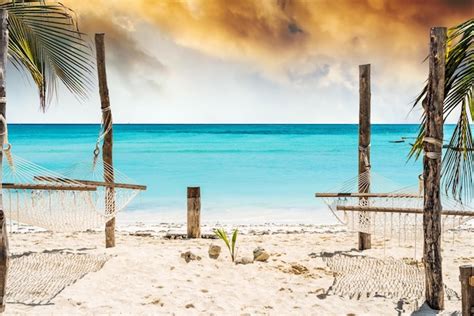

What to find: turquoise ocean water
left=6, top=124, right=455, bottom=224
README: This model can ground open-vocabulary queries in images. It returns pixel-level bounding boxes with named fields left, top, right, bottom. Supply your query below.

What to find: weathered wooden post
left=187, top=187, right=201, bottom=238
left=0, top=9, right=9, bottom=312
left=95, top=33, right=116, bottom=248
left=460, top=265, right=474, bottom=316
left=422, top=27, right=446, bottom=310
left=358, top=64, right=371, bottom=250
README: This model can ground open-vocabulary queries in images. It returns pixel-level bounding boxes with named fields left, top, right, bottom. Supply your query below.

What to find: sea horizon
left=5, top=123, right=457, bottom=225
left=6, top=123, right=458, bottom=126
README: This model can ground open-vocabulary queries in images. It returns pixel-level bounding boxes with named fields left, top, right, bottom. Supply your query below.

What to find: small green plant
left=214, top=228, right=238, bottom=262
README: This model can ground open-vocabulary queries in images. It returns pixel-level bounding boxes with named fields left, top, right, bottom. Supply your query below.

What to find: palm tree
left=4, top=0, right=94, bottom=109
left=410, top=18, right=473, bottom=202
left=0, top=1, right=93, bottom=310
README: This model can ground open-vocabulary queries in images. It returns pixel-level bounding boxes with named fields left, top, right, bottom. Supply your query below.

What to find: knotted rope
left=423, top=137, right=443, bottom=160
left=93, top=106, right=112, bottom=168
left=7, top=252, right=110, bottom=305
left=0, top=114, right=15, bottom=170
left=359, top=144, right=371, bottom=169
left=0, top=110, right=142, bottom=232
left=322, top=253, right=460, bottom=306
left=317, top=170, right=474, bottom=258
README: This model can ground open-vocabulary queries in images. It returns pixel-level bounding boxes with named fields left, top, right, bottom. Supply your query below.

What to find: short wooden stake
left=358, top=64, right=371, bottom=251
left=459, top=265, right=474, bottom=316
left=187, top=187, right=201, bottom=238
left=423, top=27, right=446, bottom=310
left=95, top=33, right=116, bottom=248
left=0, top=9, right=9, bottom=313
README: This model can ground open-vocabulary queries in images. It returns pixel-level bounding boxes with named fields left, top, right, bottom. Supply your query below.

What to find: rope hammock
left=0, top=113, right=146, bottom=232
left=316, top=170, right=474, bottom=253
left=6, top=252, right=109, bottom=305
left=320, top=252, right=460, bottom=306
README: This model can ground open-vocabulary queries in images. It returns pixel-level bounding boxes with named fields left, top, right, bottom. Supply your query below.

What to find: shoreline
left=8, top=211, right=473, bottom=237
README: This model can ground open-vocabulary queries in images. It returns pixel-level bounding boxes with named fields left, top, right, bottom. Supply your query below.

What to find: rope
left=0, top=114, right=15, bottom=170
left=0, top=104, right=143, bottom=232
left=0, top=108, right=142, bottom=232
left=322, top=253, right=460, bottom=305
left=359, top=145, right=371, bottom=169
left=317, top=170, right=474, bottom=251
left=423, top=137, right=443, bottom=160
left=0, top=154, right=140, bottom=232
left=0, top=141, right=140, bottom=232
left=6, top=252, right=109, bottom=305
left=425, top=151, right=442, bottom=159
left=423, top=137, right=443, bottom=147
left=93, top=106, right=113, bottom=167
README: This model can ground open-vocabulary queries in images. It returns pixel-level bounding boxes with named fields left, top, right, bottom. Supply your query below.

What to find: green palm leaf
left=2, top=0, right=94, bottom=110
left=410, top=18, right=474, bottom=201
left=231, top=229, right=238, bottom=259
left=442, top=101, right=474, bottom=200
left=214, top=228, right=238, bottom=262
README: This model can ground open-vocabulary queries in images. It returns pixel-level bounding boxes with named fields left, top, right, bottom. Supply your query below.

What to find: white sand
left=4, top=226, right=473, bottom=315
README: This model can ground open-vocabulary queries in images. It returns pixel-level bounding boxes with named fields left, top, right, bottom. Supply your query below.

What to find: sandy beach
left=3, top=222, right=472, bottom=316
left=3, top=0, right=473, bottom=314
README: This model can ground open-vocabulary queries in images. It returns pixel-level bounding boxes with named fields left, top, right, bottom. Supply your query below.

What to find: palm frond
left=442, top=101, right=474, bottom=201
left=2, top=1, right=94, bottom=110
left=411, top=18, right=474, bottom=201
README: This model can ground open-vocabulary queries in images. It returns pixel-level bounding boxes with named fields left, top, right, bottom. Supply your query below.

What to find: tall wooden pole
left=0, top=9, right=9, bottom=312
left=358, top=64, right=371, bottom=250
left=423, top=27, right=446, bottom=310
left=187, top=187, right=201, bottom=238
left=95, top=33, right=116, bottom=248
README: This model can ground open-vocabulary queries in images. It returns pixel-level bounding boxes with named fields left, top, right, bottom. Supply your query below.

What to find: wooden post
left=95, top=33, right=116, bottom=248
left=423, top=27, right=446, bottom=310
left=358, top=64, right=371, bottom=251
left=459, top=265, right=474, bottom=316
left=187, top=187, right=201, bottom=238
left=0, top=9, right=8, bottom=312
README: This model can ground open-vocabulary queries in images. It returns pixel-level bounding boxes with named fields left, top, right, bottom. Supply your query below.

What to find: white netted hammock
left=316, top=170, right=474, bottom=249
left=2, top=154, right=143, bottom=232
left=0, top=113, right=145, bottom=232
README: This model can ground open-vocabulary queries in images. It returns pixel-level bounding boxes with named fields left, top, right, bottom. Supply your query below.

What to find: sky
left=8, top=0, right=474, bottom=124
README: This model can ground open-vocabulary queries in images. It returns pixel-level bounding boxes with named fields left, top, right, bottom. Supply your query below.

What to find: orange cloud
left=63, top=0, right=472, bottom=85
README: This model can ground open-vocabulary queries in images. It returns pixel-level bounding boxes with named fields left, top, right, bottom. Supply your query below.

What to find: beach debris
left=235, top=257, right=254, bottom=265
left=290, top=263, right=309, bottom=275
left=277, top=263, right=317, bottom=278
left=208, top=244, right=221, bottom=259
left=253, top=247, right=270, bottom=262
left=130, top=231, right=153, bottom=237
left=143, top=298, right=164, bottom=307
left=180, top=251, right=201, bottom=263
left=185, top=303, right=195, bottom=309
left=307, top=288, right=325, bottom=295
left=165, top=233, right=217, bottom=240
